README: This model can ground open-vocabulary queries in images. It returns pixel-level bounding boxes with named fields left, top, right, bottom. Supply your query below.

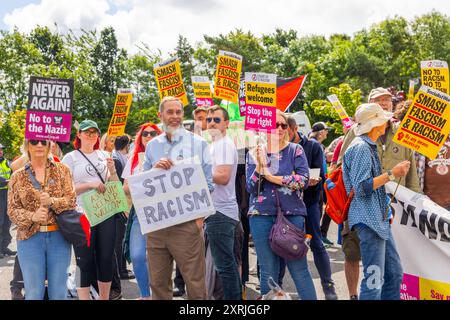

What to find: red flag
left=276, top=75, right=307, bottom=112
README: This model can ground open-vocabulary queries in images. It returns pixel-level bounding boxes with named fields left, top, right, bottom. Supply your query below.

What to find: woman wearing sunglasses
left=246, top=110, right=317, bottom=300
left=62, top=119, right=119, bottom=300
left=7, top=139, right=76, bottom=299
left=122, top=122, right=161, bottom=300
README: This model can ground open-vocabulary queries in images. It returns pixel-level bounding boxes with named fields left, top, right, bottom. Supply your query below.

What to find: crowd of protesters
left=0, top=85, right=449, bottom=301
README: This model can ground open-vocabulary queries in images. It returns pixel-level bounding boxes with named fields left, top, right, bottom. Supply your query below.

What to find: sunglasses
left=29, top=140, right=48, bottom=146
left=142, top=131, right=158, bottom=138
left=206, top=117, right=222, bottom=124
left=82, top=129, right=99, bottom=137
left=276, top=122, right=288, bottom=130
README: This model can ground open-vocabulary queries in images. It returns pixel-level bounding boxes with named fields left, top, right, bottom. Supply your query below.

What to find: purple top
left=246, top=142, right=309, bottom=216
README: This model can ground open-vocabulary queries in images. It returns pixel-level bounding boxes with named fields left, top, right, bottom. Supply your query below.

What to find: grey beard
left=162, top=123, right=181, bottom=135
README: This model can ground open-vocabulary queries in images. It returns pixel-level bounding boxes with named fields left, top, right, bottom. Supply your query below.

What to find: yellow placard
left=421, top=60, right=449, bottom=94
left=192, top=76, right=212, bottom=99
left=154, top=57, right=189, bottom=106
left=107, top=90, right=133, bottom=136
left=245, top=80, right=276, bottom=108
left=419, top=277, right=450, bottom=300
left=393, top=85, right=450, bottom=160
left=327, top=94, right=354, bottom=129
left=213, top=51, right=243, bottom=103
left=193, top=82, right=212, bottom=98
left=408, top=80, right=416, bottom=100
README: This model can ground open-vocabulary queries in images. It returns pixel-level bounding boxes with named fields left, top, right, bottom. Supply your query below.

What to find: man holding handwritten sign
left=136, top=96, right=213, bottom=300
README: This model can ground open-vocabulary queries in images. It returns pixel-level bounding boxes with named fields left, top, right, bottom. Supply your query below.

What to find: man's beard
left=208, top=128, right=225, bottom=140
left=162, top=123, right=181, bottom=135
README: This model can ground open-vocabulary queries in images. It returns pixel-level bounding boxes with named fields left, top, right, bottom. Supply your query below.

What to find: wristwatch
left=387, top=170, right=396, bottom=181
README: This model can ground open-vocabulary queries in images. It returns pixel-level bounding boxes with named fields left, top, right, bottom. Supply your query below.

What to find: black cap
left=311, top=122, right=330, bottom=132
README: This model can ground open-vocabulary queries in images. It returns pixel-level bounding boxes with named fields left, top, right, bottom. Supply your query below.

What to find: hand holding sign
left=39, top=192, right=51, bottom=207
left=92, top=181, right=106, bottom=194
left=32, top=206, right=49, bottom=224
left=250, top=145, right=268, bottom=170
left=255, top=145, right=268, bottom=167
left=392, top=161, right=411, bottom=178
left=106, top=158, right=115, bottom=172
left=154, top=158, right=174, bottom=170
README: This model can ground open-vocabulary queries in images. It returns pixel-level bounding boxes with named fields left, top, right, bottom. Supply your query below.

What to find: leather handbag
left=269, top=190, right=309, bottom=260
left=55, top=209, right=89, bottom=247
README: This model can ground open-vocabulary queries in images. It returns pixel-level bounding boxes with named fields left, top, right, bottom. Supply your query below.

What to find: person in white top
left=61, top=119, right=119, bottom=300
left=204, top=105, right=242, bottom=300
left=122, top=122, right=161, bottom=300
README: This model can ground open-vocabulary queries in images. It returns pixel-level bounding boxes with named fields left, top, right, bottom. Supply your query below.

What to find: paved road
left=0, top=220, right=362, bottom=300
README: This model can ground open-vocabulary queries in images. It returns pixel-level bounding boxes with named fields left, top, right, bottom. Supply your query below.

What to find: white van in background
left=287, top=111, right=312, bottom=137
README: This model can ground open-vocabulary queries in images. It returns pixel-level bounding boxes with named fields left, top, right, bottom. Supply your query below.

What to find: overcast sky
left=1, top=0, right=449, bottom=56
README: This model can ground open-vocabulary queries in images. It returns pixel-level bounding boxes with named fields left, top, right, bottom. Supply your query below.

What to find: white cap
left=354, top=103, right=393, bottom=136
left=368, top=87, right=392, bottom=102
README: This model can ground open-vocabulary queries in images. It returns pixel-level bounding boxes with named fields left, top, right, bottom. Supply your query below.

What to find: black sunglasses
left=276, top=122, right=288, bottom=130
left=206, top=117, right=222, bottom=124
left=29, top=140, right=48, bottom=146
left=142, top=131, right=158, bottom=138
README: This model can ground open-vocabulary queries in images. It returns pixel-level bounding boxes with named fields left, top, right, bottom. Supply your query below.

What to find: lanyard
left=25, top=163, right=48, bottom=194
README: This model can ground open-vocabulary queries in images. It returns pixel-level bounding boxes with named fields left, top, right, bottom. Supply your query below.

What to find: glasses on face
left=166, top=109, right=183, bottom=116
left=375, top=97, right=392, bottom=104
left=29, top=140, right=48, bottom=146
left=82, top=130, right=99, bottom=137
left=206, top=117, right=222, bottom=124
left=276, top=122, right=288, bottom=130
left=142, top=131, right=158, bottom=138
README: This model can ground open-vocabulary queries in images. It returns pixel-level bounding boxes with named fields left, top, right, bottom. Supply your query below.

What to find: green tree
left=200, top=29, right=265, bottom=73
left=411, top=11, right=450, bottom=62
left=88, top=27, right=129, bottom=130
left=125, top=53, right=161, bottom=135
left=0, top=109, right=27, bottom=159
left=172, top=35, right=196, bottom=118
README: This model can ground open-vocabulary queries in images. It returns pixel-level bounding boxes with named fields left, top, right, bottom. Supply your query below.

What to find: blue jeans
left=249, top=215, right=317, bottom=300
left=205, top=211, right=242, bottom=300
left=130, top=214, right=151, bottom=297
left=17, top=231, right=71, bottom=300
left=354, top=224, right=403, bottom=300
left=305, top=202, right=333, bottom=285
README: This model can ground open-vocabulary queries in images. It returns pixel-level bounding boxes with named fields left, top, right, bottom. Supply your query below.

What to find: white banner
left=387, top=182, right=450, bottom=300
left=128, top=158, right=215, bottom=234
